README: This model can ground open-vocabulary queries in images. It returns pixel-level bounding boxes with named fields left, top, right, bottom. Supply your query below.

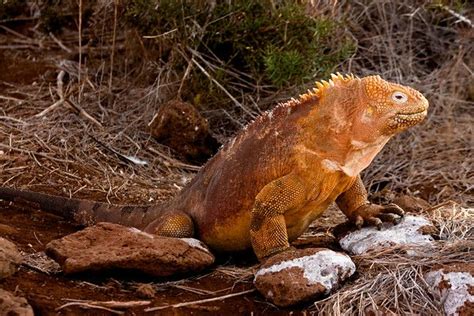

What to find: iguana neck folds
left=299, top=134, right=390, bottom=178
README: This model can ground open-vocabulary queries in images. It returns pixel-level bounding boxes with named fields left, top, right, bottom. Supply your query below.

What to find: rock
left=45, top=223, right=214, bottom=277
left=0, top=223, right=18, bottom=235
left=149, top=100, right=220, bottom=164
left=339, top=215, right=436, bottom=255
left=393, top=195, right=430, bottom=213
left=0, top=289, right=34, bottom=316
left=254, top=248, right=355, bottom=307
left=0, top=237, right=22, bottom=279
left=425, top=264, right=474, bottom=316
left=22, top=251, right=61, bottom=275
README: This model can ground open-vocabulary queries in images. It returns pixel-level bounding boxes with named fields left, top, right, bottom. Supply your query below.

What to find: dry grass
left=0, top=0, right=472, bottom=206
left=313, top=203, right=473, bottom=315
left=337, top=0, right=473, bottom=205
left=0, top=1, right=473, bottom=314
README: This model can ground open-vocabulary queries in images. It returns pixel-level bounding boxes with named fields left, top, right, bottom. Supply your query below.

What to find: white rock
left=255, top=249, right=355, bottom=292
left=339, top=215, right=435, bottom=255
left=254, top=248, right=356, bottom=307
left=426, top=268, right=474, bottom=316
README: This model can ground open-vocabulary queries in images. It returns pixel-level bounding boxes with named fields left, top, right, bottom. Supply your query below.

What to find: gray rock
left=0, top=237, right=22, bottom=279
left=0, top=289, right=34, bottom=316
left=45, top=222, right=214, bottom=277
left=339, top=215, right=436, bottom=255
left=425, top=264, right=474, bottom=316
left=254, top=248, right=355, bottom=307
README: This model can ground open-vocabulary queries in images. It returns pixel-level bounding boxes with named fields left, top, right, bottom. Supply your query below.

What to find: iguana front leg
left=336, top=175, right=404, bottom=229
left=250, top=174, right=307, bottom=261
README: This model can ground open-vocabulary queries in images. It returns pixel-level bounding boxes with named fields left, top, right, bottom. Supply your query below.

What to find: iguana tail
left=0, top=187, right=162, bottom=229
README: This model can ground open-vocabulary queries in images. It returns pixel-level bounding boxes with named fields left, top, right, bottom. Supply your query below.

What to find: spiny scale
left=275, top=73, right=358, bottom=113
left=298, top=72, right=357, bottom=101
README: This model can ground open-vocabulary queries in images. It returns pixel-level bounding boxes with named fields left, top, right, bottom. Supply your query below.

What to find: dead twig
left=0, top=143, right=75, bottom=164
left=56, top=302, right=124, bottom=314
left=442, top=5, right=474, bottom=28
left=186, top=48, right=256, bottom=118
left=56, top=299, right=151, bottom=314
left=147, top=146, right=201, bottom=171
left=0, top=115, right=27, bottom=125
left=144, top=289, right=256, bottom=312
left=35, top=70, right=67, bottom=118
left=66, top=98, right=103, bottom=128
left=49, top=32, right=73, bottom=53
left=62, top=299, right=151, bottom=308
left=0, top=95, right=24, bottom=103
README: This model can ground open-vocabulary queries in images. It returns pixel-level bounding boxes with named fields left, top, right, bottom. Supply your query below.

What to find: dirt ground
left=1, top=2, right=472, bottom=315
left=0, top=194, right=346, bottom=315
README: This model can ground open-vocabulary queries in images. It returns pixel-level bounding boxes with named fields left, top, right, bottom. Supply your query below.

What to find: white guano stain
left=254, top=250, right=356, bottom=294
left=339, top=215, right=434, bottom=255
left=127, top=229, right=210, bottom=253
left=180, top=238, right=210, bottom=253
left=425, top=270, right=474, bottom=316
left=128, top=227, right=154, bottom=239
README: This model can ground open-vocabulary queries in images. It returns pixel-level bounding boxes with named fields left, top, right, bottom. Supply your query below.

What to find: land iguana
left=0, top=74, right=429, bottom=261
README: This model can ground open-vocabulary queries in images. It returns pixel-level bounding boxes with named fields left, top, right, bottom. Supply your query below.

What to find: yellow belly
left=200, top=173, right=354, bottom=252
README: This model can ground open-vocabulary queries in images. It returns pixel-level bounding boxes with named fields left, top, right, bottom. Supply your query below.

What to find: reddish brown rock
left=149, top=100, right=220, bottom=163
left=45, top=222, right=214, bottom=277
left=0, top=237, right=22, bottom=279
left=254, top=248, right=355, bottom=307
left=0, top=289, right=34, bottom=316
left=425, top=263, right=474, bottom=316
left=393, top=195, right=430, bottom=213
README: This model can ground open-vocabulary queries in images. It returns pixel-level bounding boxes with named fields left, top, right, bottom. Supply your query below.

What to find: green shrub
left=123, top=0, right=353, bottom=88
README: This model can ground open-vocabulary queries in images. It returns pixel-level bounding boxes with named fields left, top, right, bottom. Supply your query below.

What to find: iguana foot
left=144, top=211, right=195, bottom=238
left=351, top=203, right=404, bottom=229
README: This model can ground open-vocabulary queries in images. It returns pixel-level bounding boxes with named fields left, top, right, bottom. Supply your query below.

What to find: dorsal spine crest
left=294, top=73, right=357, bottom=104
left=228, top=73, right=358, bottom=150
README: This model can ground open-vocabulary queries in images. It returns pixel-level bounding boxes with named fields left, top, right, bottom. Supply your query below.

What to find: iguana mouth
left=396, top=109, right=427, bottom=118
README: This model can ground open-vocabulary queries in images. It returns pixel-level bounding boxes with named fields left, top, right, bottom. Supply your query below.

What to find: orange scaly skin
left=0, top=74, right=429, bottom=261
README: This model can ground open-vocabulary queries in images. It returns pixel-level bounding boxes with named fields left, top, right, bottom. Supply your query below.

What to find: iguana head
left=301, top=73, right=429, bottom=176
left=359, top=75, right=429, bottom=136
left=308, top=73, right=429, bottom=142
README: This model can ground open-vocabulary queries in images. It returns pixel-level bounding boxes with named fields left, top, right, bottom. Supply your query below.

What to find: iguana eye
left=391, top=91, right=408, bottom=104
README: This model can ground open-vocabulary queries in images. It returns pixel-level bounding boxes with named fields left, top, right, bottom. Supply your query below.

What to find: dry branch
left=144, top=289, right=256, bottom=312
left=35, top=70, right=67, bottom=118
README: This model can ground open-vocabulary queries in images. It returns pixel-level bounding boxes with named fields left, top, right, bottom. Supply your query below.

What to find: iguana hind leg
left=250, top=174, right=306, bottom=261
left=144, top=211, right=194, bottom=238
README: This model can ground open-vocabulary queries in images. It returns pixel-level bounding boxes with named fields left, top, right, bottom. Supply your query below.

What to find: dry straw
left=312, top=203, right=473, bottom=315
left=0, top=1, right=472, bottom=313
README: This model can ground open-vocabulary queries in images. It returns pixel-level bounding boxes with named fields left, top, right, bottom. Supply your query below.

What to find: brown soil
left=0, top=50, right=55, bottom=86
left=0, top=192, right=342, bottom=315
left=0, top=199, right=314, bottom=315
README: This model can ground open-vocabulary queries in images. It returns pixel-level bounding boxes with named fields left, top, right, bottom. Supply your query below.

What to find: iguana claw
left=352, top=203, right=405, bottom=230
